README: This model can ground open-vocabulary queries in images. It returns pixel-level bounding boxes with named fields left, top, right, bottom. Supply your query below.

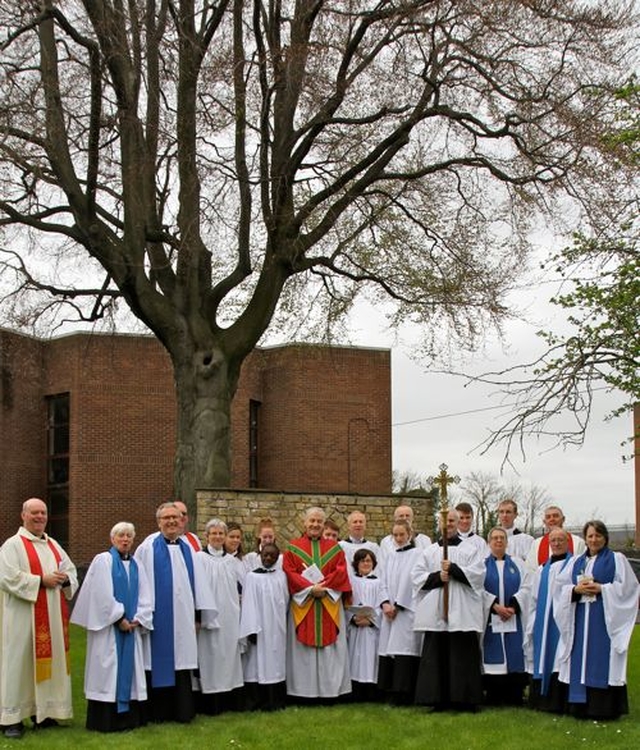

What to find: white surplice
left=0, top=527, right=78, bottom=724
left=70, top=551, right=153, bottom=703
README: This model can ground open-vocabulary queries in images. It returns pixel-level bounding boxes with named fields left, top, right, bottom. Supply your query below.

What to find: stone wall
left=196, top=488, right=435, bottom=549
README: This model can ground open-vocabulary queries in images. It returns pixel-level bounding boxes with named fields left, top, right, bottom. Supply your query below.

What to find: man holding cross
left=412, top=468, right=486, bottom=711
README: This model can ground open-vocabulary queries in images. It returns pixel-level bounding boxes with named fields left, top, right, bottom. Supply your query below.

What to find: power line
left=393, top=403, right=506, bottom=427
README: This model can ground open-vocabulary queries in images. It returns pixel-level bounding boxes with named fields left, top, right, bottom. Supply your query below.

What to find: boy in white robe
left=240, top=544, right=289, bottom=711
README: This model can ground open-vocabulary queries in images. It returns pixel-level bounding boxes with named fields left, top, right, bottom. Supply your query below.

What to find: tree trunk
left=172, top=344, right=240, bottom=514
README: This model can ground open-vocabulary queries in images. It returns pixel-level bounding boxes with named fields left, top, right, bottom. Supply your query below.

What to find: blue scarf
left=532, top=553, right=571, bottom=695
left=568, top=547, right=616, bottom=703
left=110, top=547, right=139, bottom=713
left=483, top=554, right=524, bottom=671
left=150, top=536, right=195, bottom=688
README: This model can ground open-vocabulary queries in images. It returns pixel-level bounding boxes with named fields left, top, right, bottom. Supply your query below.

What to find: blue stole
left=110, top=547, right=139, bottom=713
left=532, top=553, right=571, bottom=695
left=483, top=554, right=524, bottom=671
left=150, top=535, right=195, bottom=688
left=568, top=547, right=616, bottom=703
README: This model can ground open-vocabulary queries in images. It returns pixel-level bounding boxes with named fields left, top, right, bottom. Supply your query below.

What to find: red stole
left=537, top=532, right=575, bottom=565
left=183, top=531, right=201, bottom=552
left=20, top=536, right=70, bottom=682
left=284, top=536, right=351, bottom=647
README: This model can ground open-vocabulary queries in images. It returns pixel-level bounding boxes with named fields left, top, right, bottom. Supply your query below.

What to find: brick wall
left=0, top=330, right=46, bottom=540
left=0, top=331, right=392, bottom=565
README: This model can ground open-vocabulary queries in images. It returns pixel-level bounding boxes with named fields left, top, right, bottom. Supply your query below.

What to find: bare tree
left=460, top=470, right=503, bottom=537
left=0, top=1, right=635, bottom=508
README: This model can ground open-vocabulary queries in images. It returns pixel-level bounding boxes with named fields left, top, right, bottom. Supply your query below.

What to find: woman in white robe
left=347, top=549, right=385, bottom=702
left=71, top=522, right=153, bottom=732
left=377, top=521, right=424, bottom=705
left=481, top=527, right=530, bottom=706
left=197, top=519, right=245, bottom=714
left=554, top=520, right=639, bottom=719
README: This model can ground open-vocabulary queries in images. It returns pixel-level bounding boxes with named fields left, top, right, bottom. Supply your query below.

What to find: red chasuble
left=284, top=536, right=351, bottom=648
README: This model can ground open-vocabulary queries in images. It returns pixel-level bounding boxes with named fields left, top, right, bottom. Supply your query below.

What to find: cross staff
left=427, top=463, right=460, bottom=621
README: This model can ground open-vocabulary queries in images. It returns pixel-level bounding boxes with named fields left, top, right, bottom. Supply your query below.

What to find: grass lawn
left=3, top=625, right=638, bottom=749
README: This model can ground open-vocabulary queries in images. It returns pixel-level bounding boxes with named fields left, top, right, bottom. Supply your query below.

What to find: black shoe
left=3, top=723, right=25, bottom=739
left=31, top=717, right=59, bottom=730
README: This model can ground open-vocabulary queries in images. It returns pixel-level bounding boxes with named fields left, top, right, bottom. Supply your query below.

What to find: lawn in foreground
left=3, top=625, right=637, bottom=750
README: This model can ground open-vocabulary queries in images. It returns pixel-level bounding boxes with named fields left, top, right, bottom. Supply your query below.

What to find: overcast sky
left=348, top=277, right=636, bottom=532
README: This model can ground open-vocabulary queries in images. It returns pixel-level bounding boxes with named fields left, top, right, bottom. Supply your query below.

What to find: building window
left=46, top=393, right=70, bottom=548
left=249, top=399, right=261, bottom=488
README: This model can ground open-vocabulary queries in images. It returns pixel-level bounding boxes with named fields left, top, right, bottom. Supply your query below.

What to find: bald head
left=21, top=498, right=48, bottom=537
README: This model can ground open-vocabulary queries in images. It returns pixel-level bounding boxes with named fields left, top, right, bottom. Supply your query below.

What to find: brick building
left=0, top=329, right=391, bottom=563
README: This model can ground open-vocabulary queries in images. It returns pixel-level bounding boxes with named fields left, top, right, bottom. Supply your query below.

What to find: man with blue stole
left=481, top=527, right=530, bottom=705
left=134, top=502, right=215, bottom=723
left=554, top=520, right=639, bottom=720
left=524, top=527, right=572, bottom=713
left=283, top=507, right=352, bottom=700
left=71, top=522, right=152, bottom=731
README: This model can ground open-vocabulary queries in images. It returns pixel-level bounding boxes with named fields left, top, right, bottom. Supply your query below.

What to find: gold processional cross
left=427, top=463, right=460, bottom=621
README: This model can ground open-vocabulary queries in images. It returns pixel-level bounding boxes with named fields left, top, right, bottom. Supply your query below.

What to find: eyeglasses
left=159, top=514, right=181, bottom=521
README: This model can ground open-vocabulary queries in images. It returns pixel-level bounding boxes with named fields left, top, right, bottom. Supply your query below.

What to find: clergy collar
left=395, top=541, right=415, bottom=552
left=550, top=553, right=570, bottom=563
left=206, top=545, right=226, bottom=556
left=438, top=534, right=463, bottom=547
left=254, top=566, right=277, bottom=573
left=119, top=552, right=131, bottom=560
left=346, top=537, right=367, bottom=544
left=355, top=573, right=377, bottom=579
left=163, top=535, right=181, bottom=545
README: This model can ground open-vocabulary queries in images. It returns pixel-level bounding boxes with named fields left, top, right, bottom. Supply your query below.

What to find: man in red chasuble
left=284, top=507, right=352, bottom=700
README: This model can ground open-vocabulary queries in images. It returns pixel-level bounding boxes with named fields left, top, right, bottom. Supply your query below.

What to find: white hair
left=205, top=518, right=228, bottom=534
left=304, top=507, right=326, bottom=522
left=110, top=521, right=135, bottom=538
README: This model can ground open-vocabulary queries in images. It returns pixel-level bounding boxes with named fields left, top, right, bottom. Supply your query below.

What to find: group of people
left=0, top=497, right=637, bottom=738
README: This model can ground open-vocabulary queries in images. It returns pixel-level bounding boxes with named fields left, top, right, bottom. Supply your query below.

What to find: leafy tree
left=0, top=1, right=635, bottom=508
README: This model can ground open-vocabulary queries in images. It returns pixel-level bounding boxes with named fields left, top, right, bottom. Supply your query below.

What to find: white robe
left=378, top=545, right=423, bottom=657
left=481, top=555, right=531, bottom=675
left=503, top=528, right=534, bottom=562
left=197, top=550, right=244, bottom=693
left=523, top=555, right=572, bottom=676
left=554, top=551, right=639, bottom=688
left=70, top=551, right=153, bottom=703
left=0, top=527, right=78, bottom=724
left=239, top=568, right=289, bottom=684
left=346, top=574, right=384, bottom=683
left=412, top=541, right=486, bottom=633
left=285, top=604, right=351, bottom=698
left=134, top=532, right=215, bottom=672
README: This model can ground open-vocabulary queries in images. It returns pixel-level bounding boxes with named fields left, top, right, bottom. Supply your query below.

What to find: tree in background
left=0, top=1, right=635, bottom=508
left=474, top=78, right=639, bottom=460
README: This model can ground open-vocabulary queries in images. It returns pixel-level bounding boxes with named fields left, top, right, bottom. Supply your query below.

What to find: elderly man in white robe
left=134, top=502, right=215, bottom=724
left=71, top=522, right=153, bottom=731
left=412, top=509, right=486, bottom=712
left=524, top=527, right=573, bottom=713
left=0, top=498, right=78, bottom=739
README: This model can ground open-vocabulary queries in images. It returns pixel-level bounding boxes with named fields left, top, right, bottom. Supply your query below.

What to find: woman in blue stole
left=554, top=520, right=639, bottom=719
left=71, top=522, right=153, bottom=731
left=481, top=527, right=530, bottom=706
